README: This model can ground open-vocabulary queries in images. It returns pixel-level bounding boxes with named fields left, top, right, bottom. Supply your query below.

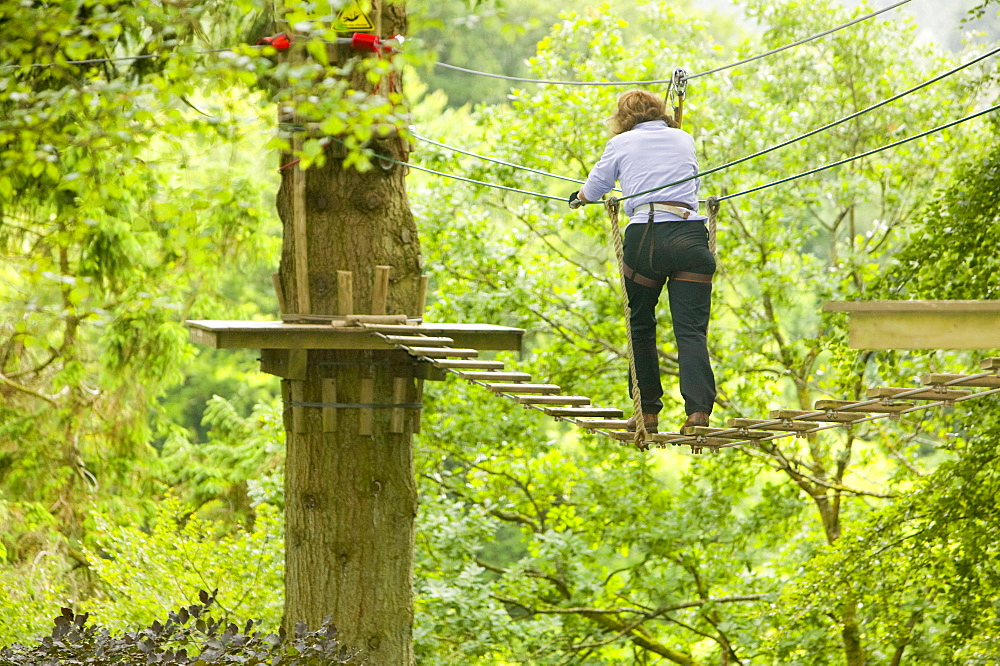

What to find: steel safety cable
left=715, top=102, right=1000, bottom=203
left=431, top=0, right=913, bottom=86
left=595, top=44, right=1000, bottom=205
left=403, top=160, right=567, bottom=201
left=321, top=134, right=567, bottom=200
left=411, top=130, right=591, bottom=186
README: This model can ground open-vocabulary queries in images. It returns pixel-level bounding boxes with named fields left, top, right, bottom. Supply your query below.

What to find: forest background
left=2, top=0, right=1000, bottom=664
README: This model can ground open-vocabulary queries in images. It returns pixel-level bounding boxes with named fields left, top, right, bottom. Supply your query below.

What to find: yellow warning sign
left=333, top=0, right=375, bottom=32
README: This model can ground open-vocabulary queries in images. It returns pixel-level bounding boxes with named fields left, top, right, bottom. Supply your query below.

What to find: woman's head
left=610, top=90, right=677, bottom=135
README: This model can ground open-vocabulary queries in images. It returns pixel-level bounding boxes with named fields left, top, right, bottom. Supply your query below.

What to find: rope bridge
left=358, top=322, right=1000, bottom=454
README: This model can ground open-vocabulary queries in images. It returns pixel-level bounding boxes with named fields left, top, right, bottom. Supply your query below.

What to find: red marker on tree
left=255, top=32, right=292, bottom=51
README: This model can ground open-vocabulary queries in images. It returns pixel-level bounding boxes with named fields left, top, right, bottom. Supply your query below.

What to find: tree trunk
left=276, top=3, right=421, bottom=663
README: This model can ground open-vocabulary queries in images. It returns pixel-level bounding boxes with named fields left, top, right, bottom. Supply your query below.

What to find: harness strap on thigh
left=671, top=271, right=713, bottom=284
left=623, top=262, right=667, bottom=288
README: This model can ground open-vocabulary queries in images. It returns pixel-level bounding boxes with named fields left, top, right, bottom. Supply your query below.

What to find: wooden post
left=290, top=380, right=306, bottom=434
left=322, top=378, right=337, bottom=432
left=390, top=377, right=406, bottom=433
left=359, top=377, right=375, bottom=436
left=293, top=137, right=311, bottom=314
left=272, top=273, right=287, bottom=314
left=337, top=270, right=354, bottom=316
left=372, top=265, right=390, bottom=315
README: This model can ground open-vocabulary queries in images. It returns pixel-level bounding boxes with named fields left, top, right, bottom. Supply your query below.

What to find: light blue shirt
left=580, top=120, right=705, bottom=225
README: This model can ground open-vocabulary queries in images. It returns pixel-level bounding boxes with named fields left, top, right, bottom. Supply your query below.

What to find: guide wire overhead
left=431, top=0, right=913, bottom=86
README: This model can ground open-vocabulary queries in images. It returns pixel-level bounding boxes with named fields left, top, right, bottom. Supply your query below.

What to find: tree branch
left=0, top=372, right=58, bottom=405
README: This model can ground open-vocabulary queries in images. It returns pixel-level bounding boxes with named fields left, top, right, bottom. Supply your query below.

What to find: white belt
left=634, top=203, right=696, bottom=219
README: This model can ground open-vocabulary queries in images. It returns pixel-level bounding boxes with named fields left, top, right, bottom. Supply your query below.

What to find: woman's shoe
left=626, top=413, right=659, bottom=434
left=682, top=411, right=710, bottom=430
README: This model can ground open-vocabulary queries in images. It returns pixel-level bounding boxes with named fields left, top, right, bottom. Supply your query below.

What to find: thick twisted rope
left=606, top=198, right=649, bottom=450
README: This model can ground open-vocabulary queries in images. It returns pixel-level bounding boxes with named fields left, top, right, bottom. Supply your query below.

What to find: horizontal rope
left=431, top=0, right=912, bottom=86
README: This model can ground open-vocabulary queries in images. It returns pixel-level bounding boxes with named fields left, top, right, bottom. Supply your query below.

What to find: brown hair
left=610, top=90, right=677, bottom=135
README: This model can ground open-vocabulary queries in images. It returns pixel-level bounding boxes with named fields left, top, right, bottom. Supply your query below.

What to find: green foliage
left=80, top=495, right=283, bottom=634
left=409, top=0, right=568, bottom=107
left=768, top=407, right=1000, bottom=664
left=0, top=591, right=361, bottom=665
left=0, top=0, right=415, bottom=537
left=876, top=119, right=1000, bottom=300
left=0, top=551, right=75, bottom=648
left=159, top=396, right=285, bottom=522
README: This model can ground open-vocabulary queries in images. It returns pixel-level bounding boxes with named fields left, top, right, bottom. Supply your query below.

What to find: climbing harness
left=621, top=200, right=715, bottom=289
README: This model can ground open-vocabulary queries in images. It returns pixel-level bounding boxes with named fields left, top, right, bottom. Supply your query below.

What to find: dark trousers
left=623, top=220, right=716, bottom=416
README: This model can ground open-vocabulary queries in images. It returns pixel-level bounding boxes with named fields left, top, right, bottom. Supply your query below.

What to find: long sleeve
left=580, top=141, right=619, bottom=203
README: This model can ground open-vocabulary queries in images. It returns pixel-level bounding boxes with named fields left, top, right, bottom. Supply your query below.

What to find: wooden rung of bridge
left=455, top=371, right=532, bottom=382
left=514, top=395, right=591, bottom=406
left=982, top=357, right=1000, bottom=370
left=486, top=383, right=561, bottom=394
left=607, top=431, right=735, bottom=448
left=922, top=373, right=1000, bottom=388
left=408, top=347, right=479, bottom=358
left=727, top=418, right=816, bottom=433
left=814, top=400, right=914, bottom=413
left=577, top=419, right=630, bottom=430
left=770, top=410, right=868, bottom=423
left=681, top=426, right=774, bottom=439
left=866, top=386, right=971, bottom=401
left=384, top=335, right=455, bottom=346
left=433, top=359, right=506, bottom=370
left=544, top=406, right=623, bottom=418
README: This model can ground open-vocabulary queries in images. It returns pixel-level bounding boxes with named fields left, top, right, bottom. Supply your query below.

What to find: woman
left=569, top=90, right=715, bottom=433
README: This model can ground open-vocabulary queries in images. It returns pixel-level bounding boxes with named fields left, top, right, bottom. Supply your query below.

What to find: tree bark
left=276, top=3, right=421, bottom=663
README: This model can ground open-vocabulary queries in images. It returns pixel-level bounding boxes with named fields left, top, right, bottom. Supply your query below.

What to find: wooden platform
left=186, top=320, right=525, bottom=352
left=824, top=300, right=1000, bottom=349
